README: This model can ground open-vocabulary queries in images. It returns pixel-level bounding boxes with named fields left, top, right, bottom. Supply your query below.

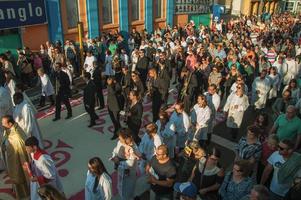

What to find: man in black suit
left=120, top=66, right=131, bottom=110
left=156, top=57, right=171, bottom=108
left=107, top=77, right=122, bottom=140
left=53, top=63, right=72, bottom=121
left=83, top=72, right=98, bottom=127
left=136, top=49, right=149, bottom=86
left=92, top=61, right=105, bottom=109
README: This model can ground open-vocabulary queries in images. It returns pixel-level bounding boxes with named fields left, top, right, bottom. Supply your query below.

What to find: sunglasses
left=278, top=145, right=288, bottom=151
left=233, top=167, right=242, bottom=172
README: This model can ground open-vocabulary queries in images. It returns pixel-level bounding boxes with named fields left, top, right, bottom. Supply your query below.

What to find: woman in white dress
left=111, top=129, right=139, bottom=200
left=4, top=71, right=16, bottom=102
left=85, top=157, right=112, bottom=200
left=104, top=50, right=114, bottom=77
left=223, top=83, right=249, bottom=140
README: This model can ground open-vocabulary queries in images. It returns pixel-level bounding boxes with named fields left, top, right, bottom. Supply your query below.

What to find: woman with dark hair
left=218, top=160, right=253, bottom=200
left=282, top=79, right=300, bottom=102
left=38, top=184, right=66, bottom=200
left=126, top=90, right=143, bottom=144
left=130, top=71, right=145, bottom=100
left=254, top=112, right=269, bottom=143
left=189, top=147, right=225, bottom=200
left=85, top=157, right=112, bottom=200
left=111, top=128, right=139, bottom=200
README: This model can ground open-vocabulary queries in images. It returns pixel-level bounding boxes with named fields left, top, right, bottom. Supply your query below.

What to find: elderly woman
left=218, top=160, right=253, bottom=200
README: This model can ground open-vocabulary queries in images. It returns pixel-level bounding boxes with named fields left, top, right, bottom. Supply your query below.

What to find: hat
left=174, top=182, right=197, bottom=198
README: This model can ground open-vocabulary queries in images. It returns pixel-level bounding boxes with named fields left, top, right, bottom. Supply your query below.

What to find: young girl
left=111, top=128, right=140, bottom=200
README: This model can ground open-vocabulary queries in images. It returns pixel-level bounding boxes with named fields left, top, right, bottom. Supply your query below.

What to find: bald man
left=269, top=105, right=301, bottom=150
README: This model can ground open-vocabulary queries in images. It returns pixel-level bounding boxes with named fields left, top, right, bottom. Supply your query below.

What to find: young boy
left=23, top=136, right=64, bottom=200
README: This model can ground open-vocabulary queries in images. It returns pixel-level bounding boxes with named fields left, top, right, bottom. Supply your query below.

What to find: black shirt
left=150, top=156, right=177, bottom=195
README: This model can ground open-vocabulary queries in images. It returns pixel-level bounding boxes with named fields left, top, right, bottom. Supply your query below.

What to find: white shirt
left=85, top=171, right=112, bottom=200
left=40, top=74, right=54, bottom=96
left=84, top=55, right=96, bottom=72
left=268, top=151, right=301, bottom=197
left=138, top=133, right=163, bottom=161
left=192, top=105, right=211, bottom=128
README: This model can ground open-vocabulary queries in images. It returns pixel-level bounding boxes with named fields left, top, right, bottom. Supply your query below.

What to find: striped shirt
left=235, top=137, right=262, bottom=160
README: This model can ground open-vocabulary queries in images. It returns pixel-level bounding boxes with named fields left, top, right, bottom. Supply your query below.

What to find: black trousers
left=85, top=106, right=98, bottom=124
left=96, top=87, right=105, bottom=108
left=55, top=94, right=72, bottom=118
left=152, top=93, right=162, bottom=122
left=40, top=95, right=55, bottom=106
left=127, top=121, right=141, bottom=144
left=108, top=109, right=121, bottom=134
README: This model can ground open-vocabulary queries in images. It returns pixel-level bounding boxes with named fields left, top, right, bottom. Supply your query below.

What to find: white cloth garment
left=224, top=93, right=249, bottom=128
left=268, top=74, right=280, bottom=99
left=156, top=120, right=176, bottom=158
left=5, top=79, right=16, bottom=102
left=84, top=55, right=97, bottom=73
left=192, top=105, right=211, bottom=141
left=138, top=133, right=163, bottom=161
left=85, top=171, right=112, bottom=200
left=40, top=74, right=54, bottom=97
left=13, top=100, right=44, bottom=148
left=252, top=77, right=271, bottom=109
left=170, top=111, right=190, bottom=148
left=29, top=150, right=64, bottom=200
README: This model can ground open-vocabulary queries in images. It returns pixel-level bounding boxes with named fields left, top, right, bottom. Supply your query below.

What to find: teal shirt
left=274, top=114, right=301, bottom=141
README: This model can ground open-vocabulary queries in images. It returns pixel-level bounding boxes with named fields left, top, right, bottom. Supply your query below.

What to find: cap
left=173, top=182, right=197, bottom=198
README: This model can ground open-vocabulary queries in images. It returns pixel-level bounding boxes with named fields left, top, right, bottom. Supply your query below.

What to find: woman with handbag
left=189, top=147, right=224, bottom=200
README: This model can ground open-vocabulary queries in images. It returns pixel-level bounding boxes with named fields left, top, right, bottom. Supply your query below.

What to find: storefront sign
left=0, top=0, right=47, bottom=30
left=175, top=0, right=212, bottom=14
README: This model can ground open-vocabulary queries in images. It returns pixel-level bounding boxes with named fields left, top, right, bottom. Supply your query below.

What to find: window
left=103, top=0, right=113, bottom=24
left=66, top=0, right=79, bottom=28
left=131, top=0, right=139, bottom=21
left=284, top=2, right=295, bottom=11
left=155, top=0, right=162, bottom=18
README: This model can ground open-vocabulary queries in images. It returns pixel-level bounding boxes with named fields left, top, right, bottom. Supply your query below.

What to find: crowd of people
left=1, top=11, right=301, bottom=200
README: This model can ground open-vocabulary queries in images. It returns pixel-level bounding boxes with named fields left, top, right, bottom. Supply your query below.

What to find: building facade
left=12, top=0, right=214, bottom=50
left=230, top=0, right=280, bottom=16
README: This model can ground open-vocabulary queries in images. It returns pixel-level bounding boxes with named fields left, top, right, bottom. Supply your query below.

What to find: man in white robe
left=24, top=136, right=64, bottom=200
left=252, top=70, right=271, bottom=110
left=13, top=92, right=44, bottom=148
left=224, top=84, right=249, bottom=139
left=170, top=102, right=190, bottom=151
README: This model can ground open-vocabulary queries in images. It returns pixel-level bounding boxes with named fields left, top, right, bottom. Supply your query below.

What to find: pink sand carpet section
left=0, top=89, right=226, bottom=200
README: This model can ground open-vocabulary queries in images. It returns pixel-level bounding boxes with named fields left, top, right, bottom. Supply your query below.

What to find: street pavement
left=0, top=82, right=237, bottom=200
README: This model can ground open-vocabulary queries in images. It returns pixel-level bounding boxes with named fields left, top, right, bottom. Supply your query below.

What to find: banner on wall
left=0, top=0, right=47, bottom=30
left=175, top=0, right=213, bottom=14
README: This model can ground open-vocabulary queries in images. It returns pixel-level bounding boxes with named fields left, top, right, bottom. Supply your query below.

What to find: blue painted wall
left=166, top=0, right=174, bottom=27
left=45, top=0, right=64, bottom=43
left=119, top=0, right=129, bottom=38
left=86, top=0, right=100, bottom=39
left=145, top=0, right=153, bottom=33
